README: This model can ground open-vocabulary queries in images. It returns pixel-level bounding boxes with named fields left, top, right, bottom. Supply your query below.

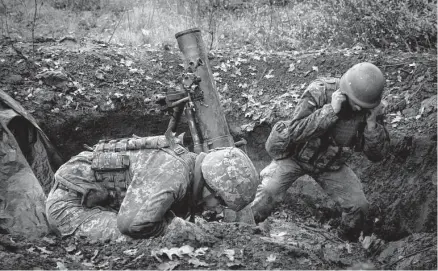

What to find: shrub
left=1, top=0, right=436, bottom=52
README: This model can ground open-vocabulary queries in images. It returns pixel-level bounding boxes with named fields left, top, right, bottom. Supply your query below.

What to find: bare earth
left=0, top=38, right=436, bottom=270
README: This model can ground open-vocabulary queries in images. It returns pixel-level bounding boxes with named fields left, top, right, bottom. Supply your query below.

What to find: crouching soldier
left=251, top=62, right=390, bottom=240
left=46, top=135, right=259, bottom=241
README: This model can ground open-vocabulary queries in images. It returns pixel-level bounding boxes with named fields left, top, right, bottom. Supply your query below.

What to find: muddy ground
left=0, top=37, right=437, bottom=270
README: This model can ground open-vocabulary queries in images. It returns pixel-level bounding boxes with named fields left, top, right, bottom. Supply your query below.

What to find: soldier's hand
left=84, top=188, right=109, bottom=208
left=331, top=89, right=347, bottom=114
left=366, top=101, right=387, bottom=130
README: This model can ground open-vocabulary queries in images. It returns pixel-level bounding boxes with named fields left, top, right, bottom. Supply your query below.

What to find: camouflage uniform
left=251, top=78, right=390, bottom=236
left=46, top=136, right=196, bottom=241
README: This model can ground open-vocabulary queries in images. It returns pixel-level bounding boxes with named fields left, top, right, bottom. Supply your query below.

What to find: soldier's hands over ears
left=366, top=101, right=387, bottom=130
left=331, top=89, right=347, bottom=114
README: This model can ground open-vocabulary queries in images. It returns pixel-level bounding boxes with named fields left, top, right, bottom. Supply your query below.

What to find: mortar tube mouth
left=175, top=28, right=201, bottom=39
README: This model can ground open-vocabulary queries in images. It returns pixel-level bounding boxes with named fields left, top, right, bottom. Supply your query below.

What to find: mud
left=0, top=38, right=436, bottom=269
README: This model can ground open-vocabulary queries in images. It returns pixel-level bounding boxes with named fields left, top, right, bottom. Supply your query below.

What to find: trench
left=45, top=111, right=273, bottom=172
left=42, top=111, right=437, bottom=243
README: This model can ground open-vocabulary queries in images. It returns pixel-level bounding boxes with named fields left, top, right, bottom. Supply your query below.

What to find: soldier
left=46, top=135, right=259, bottom=240
left=251, top=62, right=390, bottom=240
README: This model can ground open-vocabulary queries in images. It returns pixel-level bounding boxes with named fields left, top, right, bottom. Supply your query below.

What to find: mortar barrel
left=175, top=28, right=234, bottom=150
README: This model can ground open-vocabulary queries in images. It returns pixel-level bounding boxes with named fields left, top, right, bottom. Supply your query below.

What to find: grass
left=1, top=0, right=436, bottom=52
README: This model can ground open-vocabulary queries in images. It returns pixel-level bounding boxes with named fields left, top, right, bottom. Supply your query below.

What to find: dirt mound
left=0, top=38, right=436, bottom=269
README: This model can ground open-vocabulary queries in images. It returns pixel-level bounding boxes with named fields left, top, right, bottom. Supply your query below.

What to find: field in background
left=0, top=0, right=436, bottom=51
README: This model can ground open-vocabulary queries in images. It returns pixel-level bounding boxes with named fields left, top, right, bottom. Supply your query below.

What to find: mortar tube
left=185, top=106, right=204, bottom=153
left=175, top=28, right=234, bottom=150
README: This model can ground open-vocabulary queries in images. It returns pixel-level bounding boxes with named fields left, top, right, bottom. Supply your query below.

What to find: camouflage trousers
left=251, top=157, right=369, bottom=234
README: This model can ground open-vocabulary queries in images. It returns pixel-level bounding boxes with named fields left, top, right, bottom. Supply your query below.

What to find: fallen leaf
left=220, top=62, right=228, bottom=72
left=82, top=261, right=94, bottom=268
left=346, top=242, right=352, bottom=254
left=240, top=122, right=255, bottom=132
left=391, top=115, right=403, bottom=123
left=89, top=249, right=99, bottom=262
left=124, top=60, right=133, bottom=67
left=97, top=261, right=109, bottom=268
left=95, top=71, right=104, bottom=80
left=36, top=246, right=52, bottom=254
left=223, top=249, right=235, bottom=261
left=238, top=83, right=248, bottom=88
left=123, top=248, right=137, bottom=256
left=56, top=261, right=67, bottom=270
left=266, top=254, right=277, bottom=262
left=274, top=231, right=287, bottom=237
left=227, top=261, right=244, bottom=268
left=42, top=237, right=56, bottom=245
left=188, top=258, right=209, bottom=267
left=288, top=63, right=296, bottom=72
left=265, top=69, right=274, bottom=79
left=179, top=245, right=194, bottom=256
left=234, top=68, right=242, bottom=76
left=102, top=64, right=112, bottom=71
left=133, top=253, right=145, bottom=261
left=157, top=260, right=180, bottom=271
left=194, top=247, right=208, bottom=257
left=164, top=247, right=182, bottom=260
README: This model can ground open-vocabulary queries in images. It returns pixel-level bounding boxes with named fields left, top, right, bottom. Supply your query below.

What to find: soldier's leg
left=251, top=157, right=305, bottom=223
left=46, top=153, right=124, bottom=241
left=313, top=165, right=369, bottom=240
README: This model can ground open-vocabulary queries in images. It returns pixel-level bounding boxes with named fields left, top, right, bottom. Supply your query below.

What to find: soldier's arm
left=362, top=114, right=390, bottom=162
left=125, top=210, right=175, bottom=238
left=118, top=190, right=177, bottom=238
left=286, top=81, right=339, bottom=143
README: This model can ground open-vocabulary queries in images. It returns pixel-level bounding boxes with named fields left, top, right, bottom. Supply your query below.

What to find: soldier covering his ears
left=251, top=62, right=390, bottom=240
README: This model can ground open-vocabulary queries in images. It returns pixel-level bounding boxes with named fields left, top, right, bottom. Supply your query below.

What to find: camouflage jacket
left=265, top=77, right=390, bottom=171
left=53, top=136, right=197, bottom=237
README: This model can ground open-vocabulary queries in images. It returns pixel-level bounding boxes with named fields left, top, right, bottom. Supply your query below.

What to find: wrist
left=366, top=120, right=376, bottom=131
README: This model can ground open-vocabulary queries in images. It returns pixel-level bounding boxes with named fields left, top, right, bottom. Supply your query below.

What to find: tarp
left=0, top=90, right=63, bottom=236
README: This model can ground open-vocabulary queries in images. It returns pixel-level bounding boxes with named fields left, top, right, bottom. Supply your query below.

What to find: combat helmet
left=340, top=62, right=385, bottom=109
left=201, top=147, right=259, bottom=211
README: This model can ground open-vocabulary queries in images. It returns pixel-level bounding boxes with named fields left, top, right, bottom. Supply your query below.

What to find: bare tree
left=31, top=0, right=40, bottom=58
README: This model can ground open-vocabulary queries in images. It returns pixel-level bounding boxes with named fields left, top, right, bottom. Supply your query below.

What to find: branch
left=107, top=10, right=124, bottom=44
left=32, top=0, right=38, bottom=58
left=384, top=244, right=436, bottom=269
